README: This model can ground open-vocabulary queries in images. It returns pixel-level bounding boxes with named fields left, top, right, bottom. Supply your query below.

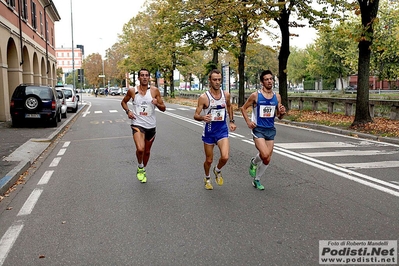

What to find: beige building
left=0, top=0, right=60, bottom=122
left=55, top=46, right=83, bottom=83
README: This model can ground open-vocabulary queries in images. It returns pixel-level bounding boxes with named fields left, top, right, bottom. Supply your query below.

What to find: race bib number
left=136, top=103, right=152, bottom=116
left=210, top=109, right=225, bottom=121
left=259, top=105, right=275, bottom=118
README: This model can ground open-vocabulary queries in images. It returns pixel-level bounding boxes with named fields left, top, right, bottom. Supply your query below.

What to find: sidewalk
left=0, top=106, right=85, bottom=195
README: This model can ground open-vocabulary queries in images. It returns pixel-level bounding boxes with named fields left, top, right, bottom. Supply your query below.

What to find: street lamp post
left=102, top=59, right=105, bottom=87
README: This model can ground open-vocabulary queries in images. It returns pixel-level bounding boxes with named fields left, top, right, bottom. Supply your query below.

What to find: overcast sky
left=52, top=0, right=146, bottom=55
left=52, top=0, right=317, bottom=56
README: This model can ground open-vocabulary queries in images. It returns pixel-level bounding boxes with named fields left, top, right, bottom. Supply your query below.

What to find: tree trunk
left=353, top=40, right=373, bottom=125
left=352, top=0, right=379, bottom=126
left=238, top=18, right=249, bottom=107
left=275, top=3, right=290, bottom=110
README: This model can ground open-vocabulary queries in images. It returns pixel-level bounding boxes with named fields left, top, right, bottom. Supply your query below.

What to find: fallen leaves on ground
left=287, top=110, right=399, bottom=138
left=166, top=97, right=399, bottom=138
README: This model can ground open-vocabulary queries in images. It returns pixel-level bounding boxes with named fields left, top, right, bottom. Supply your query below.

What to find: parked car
left=293, top=86, right=304, bottom=93
left=345, top=85, right=357, bottom=94
left=56, top=89, right=67, bottom=118
left=56, top=85, right=79, bottom=113
left=109, top=87, right=121, bottom=96
left=10, top=84, right=62, bottom=127
left=122, top=87, right=128, bottom=95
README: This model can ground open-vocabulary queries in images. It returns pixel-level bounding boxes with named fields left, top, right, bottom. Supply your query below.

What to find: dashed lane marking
left=37, top=170, right=54, bottom=185
left=0, top=221, right=24, bottom=266
left=17, top=188, right=43, bottom=216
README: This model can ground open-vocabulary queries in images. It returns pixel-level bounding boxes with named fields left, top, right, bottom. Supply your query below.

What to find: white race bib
left=210, top=109, right=225, bottom=121
left=136, top=103, right=153, bottom=116
left=259, top=105, right=275, bottom=118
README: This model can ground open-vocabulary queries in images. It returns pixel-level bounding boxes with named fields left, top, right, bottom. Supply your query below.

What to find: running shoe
left=252, top=179, right=265, bottom=190
left=204, top=178, right=213, bottom=190
left=136, top=167, right=145, bottom=182
left=249, top=157, right=257, bottom=178
left=213, top=167, right=223, bottom=186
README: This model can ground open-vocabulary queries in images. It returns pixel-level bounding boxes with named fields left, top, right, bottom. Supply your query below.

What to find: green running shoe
left=252, top=179, right=264, bottom=190
left=249, top=158, right=257, bottom=178
left=136, top=167, right=145, bottom=181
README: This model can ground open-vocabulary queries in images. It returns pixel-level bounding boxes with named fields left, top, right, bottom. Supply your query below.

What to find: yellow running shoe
left=213, top=167, right=223, bottom=186
left=204, top=178, right=213, bottom=190
left=136, top=167, right=145, bottom=181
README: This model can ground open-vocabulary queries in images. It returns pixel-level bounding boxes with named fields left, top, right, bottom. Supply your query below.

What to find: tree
left=82, top=53, right=103, bottom=88
left=56, top=67, right=63, bottom=84
left=370, top=0, right=399, bottom=87
left=227, top=0, right=265, bottom=106
left=262, top=0, right=342, bottom=108
left=245, top=43, right=278, bottom=89
left=106, top=43, right=126, bottom=87
left=352, top=0, right=380, bottom=125
left=311, top=22, right=358, bottom=90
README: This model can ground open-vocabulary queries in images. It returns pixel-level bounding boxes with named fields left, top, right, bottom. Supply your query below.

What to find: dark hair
left=208, top=69, right=221, bottom=79
left=138, top=68, right=150, bottom=77
left=260, top=70, right=273, bottom=82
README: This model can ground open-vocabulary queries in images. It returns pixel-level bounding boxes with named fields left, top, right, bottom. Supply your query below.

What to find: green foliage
left=370, top=0, right=399, bottom=82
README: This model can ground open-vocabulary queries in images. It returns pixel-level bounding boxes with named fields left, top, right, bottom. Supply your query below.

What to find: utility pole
left=70, top=0, right=75, bottom=89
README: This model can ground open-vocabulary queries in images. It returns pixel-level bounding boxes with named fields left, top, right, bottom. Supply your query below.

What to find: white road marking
left=82, top=102, right=91, bottom=117
left=230, top=132, right=245, bottom=138
left=336, top=161, right=399, bottom=169
left=62, top=141, right=70, bottom=148
left=0, top=221, right=24, bottom=266
left=109, top=110, right=118, bottom=113
left=94, top=111, right=102, bottom=114
left=303, top=150, right=399, bottom=157
left=277, top=142, right=357, bottom=149
left=57, top=148, right=66, bottom=156
left=273, top=146, right=399, bottom=197
left=37, top=170, right=54, bottom=185
left=17, top=189, right=43, bottom=216
left=49, top=157, right=61, bottom=167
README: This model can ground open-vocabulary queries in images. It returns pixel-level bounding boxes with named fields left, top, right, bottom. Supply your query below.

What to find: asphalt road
left=0, top=103, right=84, bottom=195
left=0, top=97, right=398, bottom=265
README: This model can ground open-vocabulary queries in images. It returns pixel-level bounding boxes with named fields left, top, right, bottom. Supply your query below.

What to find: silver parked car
left=56, top=89, right=67, bottom=118
left=55, top=85, right=79, bottom=113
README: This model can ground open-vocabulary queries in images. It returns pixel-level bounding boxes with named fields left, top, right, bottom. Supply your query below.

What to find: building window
left=31, top=1, right=37, bottom=30
left=51, top=28, right=54, bottom=46
left=21, top=0, right=28, bottom=21
left=45, top=18, right=48, bottom=42
left=39, top=11, right=43, bottom=35
left=8, top=0, right=16, bottom=8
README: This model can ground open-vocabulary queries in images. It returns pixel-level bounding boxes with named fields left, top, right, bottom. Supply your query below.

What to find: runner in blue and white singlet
left=201, top=90, right=229, bottom=144
left=194, top=69, right=237, bottom=190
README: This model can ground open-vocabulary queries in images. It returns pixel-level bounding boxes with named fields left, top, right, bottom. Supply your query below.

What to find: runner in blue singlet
left=240, top=70, right=286, bottom=190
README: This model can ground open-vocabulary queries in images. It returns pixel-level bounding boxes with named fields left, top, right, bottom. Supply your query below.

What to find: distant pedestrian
left=105, top=88, right=109, bottom=96
left=194, top=69, right=236, bottom=190
left=240, top=69, right=286, bottom=190
left=121, top=68, right=166, bottom=183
